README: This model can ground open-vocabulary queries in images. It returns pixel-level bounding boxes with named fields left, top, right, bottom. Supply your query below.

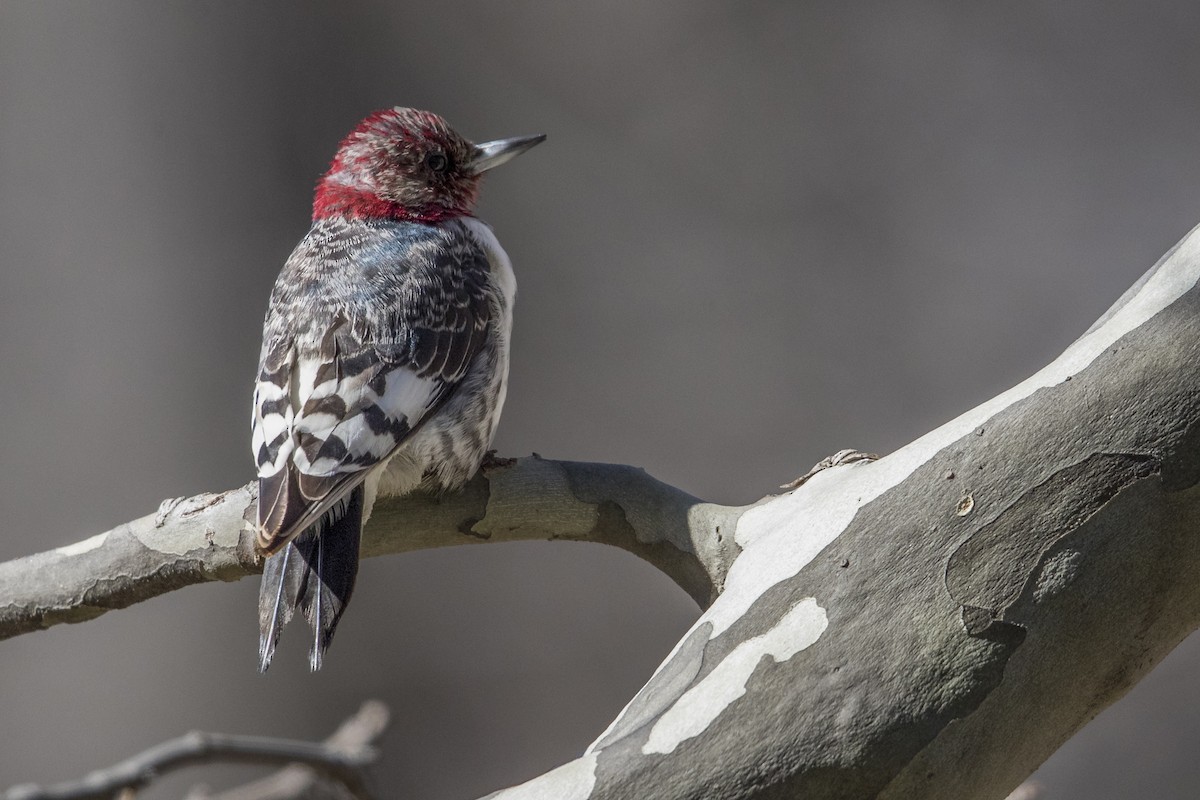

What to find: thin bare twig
left=186, top=701, right=390, bottom=800
left=1, top=702, right=388, bottom=800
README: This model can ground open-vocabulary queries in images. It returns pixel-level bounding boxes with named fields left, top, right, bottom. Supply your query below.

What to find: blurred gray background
left=2, top=2, right=1200, bottom=798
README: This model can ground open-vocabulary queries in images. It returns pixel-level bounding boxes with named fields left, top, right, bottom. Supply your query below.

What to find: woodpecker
left=252, top=107, right=543, bottom=671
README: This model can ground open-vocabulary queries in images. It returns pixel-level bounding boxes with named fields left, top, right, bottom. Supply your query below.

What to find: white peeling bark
left=5, top=225, right=1200, bottom=799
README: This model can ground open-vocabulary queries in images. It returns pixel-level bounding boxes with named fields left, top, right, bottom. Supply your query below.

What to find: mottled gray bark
left=0, top=459, right=741, bottom=641
left=5, top=225, right=1200, bottom=800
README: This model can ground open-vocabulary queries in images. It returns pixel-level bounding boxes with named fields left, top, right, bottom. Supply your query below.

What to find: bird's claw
left=482, top=449, right=517, bottom=471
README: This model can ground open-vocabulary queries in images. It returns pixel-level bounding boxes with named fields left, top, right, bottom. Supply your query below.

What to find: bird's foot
left=782, top=448, right=879, bottom=490
left=482, top=450, right=517, bottom=471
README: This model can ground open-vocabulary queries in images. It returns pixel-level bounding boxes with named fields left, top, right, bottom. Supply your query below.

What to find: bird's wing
left=252, top=223, right=493, bottom=554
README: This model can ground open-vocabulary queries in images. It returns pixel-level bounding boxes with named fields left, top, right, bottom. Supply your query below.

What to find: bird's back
left=253, top=216, right=515, bottom=670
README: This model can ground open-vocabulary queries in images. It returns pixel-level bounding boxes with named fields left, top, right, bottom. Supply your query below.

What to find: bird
left=251, top=107, right=544, bottom=671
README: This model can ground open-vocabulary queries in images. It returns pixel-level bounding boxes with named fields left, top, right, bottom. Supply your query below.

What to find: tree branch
left=185, top=700, right=390, bottom=800
left=1, top=701, right=388, bottom=800
left=0, top=458, right=742, bottom=641
left=465, top=226, right=1200, bottom=800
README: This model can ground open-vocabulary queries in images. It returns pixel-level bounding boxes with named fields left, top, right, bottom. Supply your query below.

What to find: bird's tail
left=258, top=485, right=364, bottom=672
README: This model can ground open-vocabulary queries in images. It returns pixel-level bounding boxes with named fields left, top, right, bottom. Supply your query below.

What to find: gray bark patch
left=945, top=452, right=1159, bottom=634
left=592, top=622, right=712, bottom=750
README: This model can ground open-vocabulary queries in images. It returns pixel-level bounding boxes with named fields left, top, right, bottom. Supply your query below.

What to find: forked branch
left=2, top=701, right=389, bottom=800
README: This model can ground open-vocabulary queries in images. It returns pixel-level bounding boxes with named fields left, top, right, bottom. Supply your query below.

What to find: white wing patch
left=289, top=348, right=441, bottom=478
left=253, top=349, right=296, bottom=480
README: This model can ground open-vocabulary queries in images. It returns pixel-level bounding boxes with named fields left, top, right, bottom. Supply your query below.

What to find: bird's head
left=312, top=107, right=544, bottom=223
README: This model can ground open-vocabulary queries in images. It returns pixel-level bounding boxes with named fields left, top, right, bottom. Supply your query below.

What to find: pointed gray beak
left=469, top=134, right=546, bottom=174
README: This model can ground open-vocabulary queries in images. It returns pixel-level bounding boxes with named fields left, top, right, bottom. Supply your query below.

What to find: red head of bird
left=312, top=106, right=544, bottom=223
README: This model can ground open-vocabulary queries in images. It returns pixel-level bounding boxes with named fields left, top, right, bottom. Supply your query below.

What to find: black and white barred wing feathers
left=252, top=225, right=494, bottom=555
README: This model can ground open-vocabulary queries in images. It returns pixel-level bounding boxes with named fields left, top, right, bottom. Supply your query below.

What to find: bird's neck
left=312, top=183, right=461, bottom=224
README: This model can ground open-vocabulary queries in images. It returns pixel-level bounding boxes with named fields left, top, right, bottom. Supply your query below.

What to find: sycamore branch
left=475, top=226, right=1200, bottom=800
left=0, top=459, right=742, bottom=641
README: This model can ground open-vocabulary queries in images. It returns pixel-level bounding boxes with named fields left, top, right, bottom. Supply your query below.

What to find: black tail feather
left=257, top=534, right=313, bottom=671
left=257, top=485, right=363, bottom=672
left=300, top=486, right=363, bottom=670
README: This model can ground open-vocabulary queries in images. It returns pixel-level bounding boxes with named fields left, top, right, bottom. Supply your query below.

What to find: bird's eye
left=425, top=152, right=449, bottom=173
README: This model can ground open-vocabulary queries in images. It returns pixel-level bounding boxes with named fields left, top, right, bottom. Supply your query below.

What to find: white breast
left=460, top=216, right=518, bottom=326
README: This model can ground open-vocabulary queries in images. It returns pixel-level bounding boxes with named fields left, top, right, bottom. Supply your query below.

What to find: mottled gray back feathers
left=254, top=218, right=494, bottom=553
left=253, top=217, right=500, bottom=669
